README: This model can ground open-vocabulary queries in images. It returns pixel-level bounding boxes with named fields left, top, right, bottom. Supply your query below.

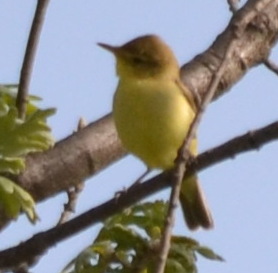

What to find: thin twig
left=13, top=263, right=29, bottom=273
left=57, top=183, right=85, bottom=225
left=57, top=118, right=87, bottom=225
left=154, top=0, right=273, bottom=272
left=154, top=35, right=237, bottom=273
left=16, top=0, right=50, bottom=119
left=264, top=59, right=278, bottom=76
left=228, top=0, right=240, bottom=13
left=0, top=119, right=278, bottom=270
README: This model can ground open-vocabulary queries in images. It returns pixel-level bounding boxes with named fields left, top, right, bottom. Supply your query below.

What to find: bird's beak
left=97, top=42, right=119, bottom=54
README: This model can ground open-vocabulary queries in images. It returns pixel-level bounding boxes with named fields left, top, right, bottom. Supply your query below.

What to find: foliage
left=0, top=85, right=55, bottom=222
left=61, top=201, right=223, bottom=273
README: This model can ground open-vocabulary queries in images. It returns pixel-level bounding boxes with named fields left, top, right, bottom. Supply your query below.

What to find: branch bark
left=180, top=0, right=278, bottom=100
left=17, top=114, right=125, bottom=201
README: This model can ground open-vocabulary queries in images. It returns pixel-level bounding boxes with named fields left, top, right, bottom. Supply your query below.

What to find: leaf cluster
left=61, top=201, right=223, bottom=273
left=0, top=85, right=55, bottom=222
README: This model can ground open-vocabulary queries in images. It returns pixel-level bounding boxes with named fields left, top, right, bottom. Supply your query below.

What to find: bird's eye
left=132, top=56, right=144, bottom=64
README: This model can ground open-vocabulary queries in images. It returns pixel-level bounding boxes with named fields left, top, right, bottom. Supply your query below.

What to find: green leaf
left=0, top=84, right=55, bottom=223
left=195, top=246, right=225, bottom=262
left=105, top=200, right=167, bottom=240
left=60, top=202, right=224, bottom=273
left=0, top=107, right=55, bottom=157
left=0, top=84, right=41, bottom=116
left=0, top=176, right=38, bottom=222
left=0, top=156, right=25, bottom=174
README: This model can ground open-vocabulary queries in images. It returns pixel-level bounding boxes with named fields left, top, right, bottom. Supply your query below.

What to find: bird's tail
left=179, top=174, right=213, bottom=230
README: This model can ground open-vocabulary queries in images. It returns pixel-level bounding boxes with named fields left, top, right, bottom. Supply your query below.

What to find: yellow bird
left=98, top=35, right=213, bottom=230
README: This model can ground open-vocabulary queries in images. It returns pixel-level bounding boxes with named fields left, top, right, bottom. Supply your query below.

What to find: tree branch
left=56, top=118, right=87, bottom=225
left=264, top=58, right=278, bottom=76
left=227, top=0, right=239, bottom=13
left=16, top=0, right=50, bottom=119
left=180, top=0, right=278, bottom=100
left=0, top=120, right=278, bottom=270
left=16, top=114, right=125, bottom=201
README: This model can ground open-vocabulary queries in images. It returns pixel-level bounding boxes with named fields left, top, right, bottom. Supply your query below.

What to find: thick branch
left=0, top=120, right=278, bottom=270
left=180, top=0, right=278, bottom=100
left=17, top=114, right=125, bottom=201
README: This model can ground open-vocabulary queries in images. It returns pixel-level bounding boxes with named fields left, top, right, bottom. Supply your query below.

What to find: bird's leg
left=114, top=168, right=151, bottom=200
left=130, top=168, right=151, bottom=188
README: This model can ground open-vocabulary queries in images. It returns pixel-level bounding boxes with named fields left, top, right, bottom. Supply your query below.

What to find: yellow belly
left=113, top=79, right=196, bottom=170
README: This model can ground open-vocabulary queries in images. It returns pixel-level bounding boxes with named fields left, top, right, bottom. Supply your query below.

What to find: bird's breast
left=113, top=79, right=195, bottom=169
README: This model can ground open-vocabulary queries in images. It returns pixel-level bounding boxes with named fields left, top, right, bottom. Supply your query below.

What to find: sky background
left=1, top=1, right=278, bottom=273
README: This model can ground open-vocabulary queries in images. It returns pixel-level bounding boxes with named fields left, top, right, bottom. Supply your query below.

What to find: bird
left=98, top=34, right=213, bottom=230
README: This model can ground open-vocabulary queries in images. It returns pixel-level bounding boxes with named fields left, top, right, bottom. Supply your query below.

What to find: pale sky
left=1, top=1, right=278, bottom=273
